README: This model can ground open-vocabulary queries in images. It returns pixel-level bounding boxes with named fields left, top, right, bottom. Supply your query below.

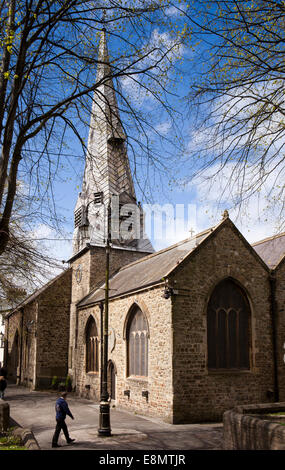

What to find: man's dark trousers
left=52, top=419, right=70, bottom=445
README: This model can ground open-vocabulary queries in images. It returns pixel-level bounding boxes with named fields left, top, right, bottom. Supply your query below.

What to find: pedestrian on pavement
left=0, top=375, right=7, bottom=399
left=0, top=366, right=8, bottom=399
left=0, top=365, right=8, bottom=378
left=51, top=391, right=76, bottom=448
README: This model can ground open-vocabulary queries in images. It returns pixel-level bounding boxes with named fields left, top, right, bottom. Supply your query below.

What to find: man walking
left=0, top=365, right=8, bottom=400
left=52, top=391, right=75, bottom=448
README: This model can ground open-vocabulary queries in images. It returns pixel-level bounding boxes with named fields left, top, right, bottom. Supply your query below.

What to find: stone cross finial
left=222, top=209, right=229, bottom=219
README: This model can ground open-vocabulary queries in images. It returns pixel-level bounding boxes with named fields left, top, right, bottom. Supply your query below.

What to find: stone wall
left=275, top=259, right=285, bottom=401
left=0, top=402, right=9, bottom=431
left=75, top=287, right=174, bottom=423
left=223, top=402, right=285, bottom=450
left=5, top=309, right=24, bottom=383
left=68, top=245, right=153, bottom=383
left=89, top=246, right=149, bottom=293
left=171, top=220, right=275, bottom=423
left=5, top=269, right=72, bottom=389
left=35, top=269, right=72, bottom=388
left=19, top=301, right=38, bottom=388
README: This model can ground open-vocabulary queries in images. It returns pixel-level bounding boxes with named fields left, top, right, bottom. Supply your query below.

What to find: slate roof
left=77, top=224, right=219, bottom=308
left=79, top=217, right=285, bottom=308
left=252, top=232, right=285, bottom=269
left=7, top=268, right=71, bottom=318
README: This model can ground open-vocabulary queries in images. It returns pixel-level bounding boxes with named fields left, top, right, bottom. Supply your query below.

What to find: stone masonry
left=68, top=245, right=154, bottom=382
left=5, top=269, right=72, bottom=389
left=171, top=220, right=275, bottom=423
left=75, top=286, right=173, bottom=423
left=275, top=258, right=285, bottom=401
left=70, top=218, right=285, bottom=424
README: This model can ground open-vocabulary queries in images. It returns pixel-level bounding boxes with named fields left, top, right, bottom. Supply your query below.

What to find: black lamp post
left=98, top=199, right=111, bottom=436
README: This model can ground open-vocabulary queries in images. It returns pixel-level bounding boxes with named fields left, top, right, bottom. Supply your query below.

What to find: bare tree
left=0, top=184, right=67, bottom=306
left=0, top=0, right=188, bottom=257
left=181, top=0, right=285, bottom=223
left=0, top=222, right=64, bottom=306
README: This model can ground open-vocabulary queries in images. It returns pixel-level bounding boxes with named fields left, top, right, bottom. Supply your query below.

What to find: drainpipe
left=99, top=301, right=104, bottom=397
left=18, top=308, right=24, bottom=385
left=269, top=272, right=279, bottom=402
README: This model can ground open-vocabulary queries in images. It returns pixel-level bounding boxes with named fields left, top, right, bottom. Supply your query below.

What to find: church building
left=4, top=30, right=285, bottom=424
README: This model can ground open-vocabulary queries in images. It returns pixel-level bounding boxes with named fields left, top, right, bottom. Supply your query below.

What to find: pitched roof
left=77, top=224, right=220, bottom=308
left=252, top=232, right=285, bottom=269
left=79, top=216, right=279, bottom=308
left=7, top=268, right=71, bottom=318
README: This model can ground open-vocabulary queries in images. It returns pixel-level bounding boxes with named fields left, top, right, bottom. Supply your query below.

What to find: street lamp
left=98, top=199, right=112, bottom=436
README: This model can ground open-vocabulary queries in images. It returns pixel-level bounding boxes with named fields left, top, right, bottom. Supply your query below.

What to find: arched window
left=207, top=278, right=250, bottom=370
left=86, top=317, right=99, bottom=373
left=127, top=306, right=148, bottom=377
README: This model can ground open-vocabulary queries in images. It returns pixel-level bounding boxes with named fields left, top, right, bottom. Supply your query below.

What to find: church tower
left=68, top=30, right=154, bottom=385
left=72, top=28, right=154, bottom=255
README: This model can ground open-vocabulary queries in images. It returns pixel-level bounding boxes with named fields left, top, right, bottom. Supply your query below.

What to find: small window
left=93, top=192, right=103, bottom=204
left=86, top=317, right=99, bottom=373
left=207, top=279, right=250, bottom=370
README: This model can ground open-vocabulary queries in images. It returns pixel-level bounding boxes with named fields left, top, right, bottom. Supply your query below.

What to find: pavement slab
left=3, top=384, right=224, bottom=451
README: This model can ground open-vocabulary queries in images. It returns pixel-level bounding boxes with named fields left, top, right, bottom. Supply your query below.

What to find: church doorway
left=107, top=360, right=116, bottom=401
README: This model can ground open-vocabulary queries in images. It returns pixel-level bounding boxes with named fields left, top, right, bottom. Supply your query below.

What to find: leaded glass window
left=127, top=306, right=148, bottom=377
left=207, top=279, right=250, bottom=370
left=86, top=317, right=99, bottom=373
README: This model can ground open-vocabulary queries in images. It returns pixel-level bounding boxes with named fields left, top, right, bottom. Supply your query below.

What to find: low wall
left=12, top=426, right=40, bottom=450
left=0, top=402, right=9, bottom=431
left=0, top=402, right=40, bottom=449
left=223, top=402, right=285, bottom=450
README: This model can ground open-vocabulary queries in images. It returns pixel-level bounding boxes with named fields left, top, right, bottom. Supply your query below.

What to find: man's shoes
left=67, top=438, right=75, bottom=444
left=52, top=443, right=62, bottom=448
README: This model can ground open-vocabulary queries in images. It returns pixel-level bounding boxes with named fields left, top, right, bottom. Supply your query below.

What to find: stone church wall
left=5, top=302, right=38, bottom=387
left=5, top=269, right=72, bottom=390
left=68, top=246, right=154, bottom=381
left=70, top=246, right=152, bottom=307
left=171, top=221, right=275, bottom=423
left=35, top=269, right=72, bottom=389
left=5, top=310, right=23, bottom=383
left=275, top=259, right=285, bottom=401
left=75, top=286, right=174, bottom=423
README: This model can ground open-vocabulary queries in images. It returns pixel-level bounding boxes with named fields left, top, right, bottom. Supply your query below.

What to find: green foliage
left=51, top=375, right=59, bottom=390
left=0, top=429, right=26, bottom=450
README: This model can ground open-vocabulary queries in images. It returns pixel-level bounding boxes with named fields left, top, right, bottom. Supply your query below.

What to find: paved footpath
left=4, top=384, right=223, bottom=451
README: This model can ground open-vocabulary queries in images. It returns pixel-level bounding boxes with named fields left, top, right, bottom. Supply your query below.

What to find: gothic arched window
left=86, top=317, right=99, bottom=373
left=207, top=278, right=251, bottom=370
left=127, top=306, right=148, bottom=377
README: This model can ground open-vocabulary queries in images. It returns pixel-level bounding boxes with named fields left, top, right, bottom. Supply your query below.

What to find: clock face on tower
left=75, top=264, right=82, bottom=284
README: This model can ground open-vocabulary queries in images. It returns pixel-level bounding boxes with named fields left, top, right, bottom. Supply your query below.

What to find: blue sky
left=27, top=2, right=283, bottom=273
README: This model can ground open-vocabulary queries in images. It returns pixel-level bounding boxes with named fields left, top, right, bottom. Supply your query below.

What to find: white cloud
left=183, top=79, right=285, bottom=241
left=155, top=121, right=172, bottom=135
left=121, top=28, right=185, bottom=106
left=188, top=80, right=285, bottom=162
left=188, top=158, right=285, bottom=243
left=29, top=223, right=73, bottom=283
left=165, top=4, right=189, bottom=17
left=143, top=202, right=197, bottom=251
